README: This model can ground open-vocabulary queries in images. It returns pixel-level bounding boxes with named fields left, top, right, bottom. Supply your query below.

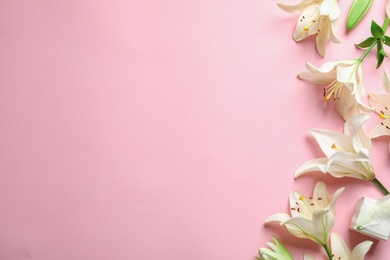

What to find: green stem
left=323, top=244, right=332, bottom=260
left=372, top=178, right=390, bottom=195
left=358, top=17, right=390, bottom=62
left=358, top=42, right=376, bottom=62
left=383, top=16, right=389, bottom=32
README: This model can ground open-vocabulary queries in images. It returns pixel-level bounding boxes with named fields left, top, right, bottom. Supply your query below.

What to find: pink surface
left=1, top=0, right=390, bottom=259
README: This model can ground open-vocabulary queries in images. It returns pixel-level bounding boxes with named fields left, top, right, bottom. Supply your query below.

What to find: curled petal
left=351, top=240, right=374, bottom=260
left=345, top=113, right=372, bottom=153
left=329, top=18, right=341, bottom=43
left=387, top=0, right=390, bottom=18
left=382, top=70, right=390, bottom=93
left=265, top=213, right=291, bottom=223
left=320, top=0, right=340, bottom=20
left=277, top=0, right=314, bottom=14
left=295, top=158, right=328, bottom=178
left=298, top=70, right=335, bottom=84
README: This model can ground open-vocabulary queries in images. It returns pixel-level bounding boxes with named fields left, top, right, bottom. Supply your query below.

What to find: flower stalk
left=323, top=244, right=332, bottom=260
left=372, top=178, right=390, bottom=195
left=383, top=16, right=389, bottom=32
left=358, top=42, right=376, bottom=62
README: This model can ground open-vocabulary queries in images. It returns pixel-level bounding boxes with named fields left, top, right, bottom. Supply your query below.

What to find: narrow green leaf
left=272, top=237, right=293, bottom=259
left=356, top=36, right=376, bottom=48
left=347, top=0, right=373, bottom=30
left=384, top=36, right=390, bottom=46
left=380, top=49, right=388, bottom=57
left=377, top=54, right=385, bottom=68
left=377, top=41, right=385, bottom=68
left=371, top=20, right=384, bottom=37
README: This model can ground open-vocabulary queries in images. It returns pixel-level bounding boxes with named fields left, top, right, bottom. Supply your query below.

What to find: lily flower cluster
left=258, top=0, right=390, bottom=259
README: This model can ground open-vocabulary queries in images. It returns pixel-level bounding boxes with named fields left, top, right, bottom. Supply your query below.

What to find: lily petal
left=326, top=152, right=374, bottom=180
left=298, top=69, right=335, bottom=84
left=327, top=186, right=345, bottom=212
left=320, top=0, right=340, bottom=20
left=350, top=196, right=390, bottom=240
left=387, top=0, right=390, bottom=18
left=330, top=233, right=351, bottom=259
left=303, top=254, right=317, bottom=260
left=315, top=17, right=330, bottom=57
left=295, top=157, right=328, bottom=178
left=368, top=93, right=390, bottom=116
left=293, top=3, right=322, bottom=41
left=312, top=181, right=330, bottom=209
left=382, top=70, right=390, bottom=93
left=334, top=86, right=360, bottom=121
left=345, top=113, right=372, bottom=153
left=369, top=119, right=390, bottom=138
left=309, top=129, right=354, bottom=158
left=329, top=18, right=341, bottom=43
left=265, top=213, right=291, bottom=223
left=282, top=209, right=331, bottom=245
left=351, top=240, right=373, bottom=260
left=277, top=0, right=314, bottom=14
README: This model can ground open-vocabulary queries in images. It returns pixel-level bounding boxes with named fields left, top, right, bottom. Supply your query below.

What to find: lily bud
left=346, top=0, right=373, bottom=30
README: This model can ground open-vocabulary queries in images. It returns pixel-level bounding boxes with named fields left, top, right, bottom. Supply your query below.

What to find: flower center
left=303, top=15, right=320, bottom=32
left=323, top=80, right=344, bottom=101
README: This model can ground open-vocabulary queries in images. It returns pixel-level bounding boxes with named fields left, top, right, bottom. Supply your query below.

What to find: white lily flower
left=266, top=181, right=344, bottom=246
left=278, top=0, right=341, bottom=57
left=350, top=195, right=390, bottom=240
left=298, top=59, right=374, bottom=118
left=295, top=113, right=376, bottom=181
left=257, top=237, right=293, bottom=260
left=330, top=233, right=373, bottom=259
left=368, top=71, right=390, bottom=138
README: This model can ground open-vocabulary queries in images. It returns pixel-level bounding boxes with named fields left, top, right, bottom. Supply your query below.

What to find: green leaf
left=371, top=20, right=384, bottom=37
left=347, top=0, right=373, bottom=30
left=384, top=36, right=390, bottom=46
left=272, top=237, right=293, bottom=260
left=377, top=41, right=386, bottom=68
left=356, top=36, right=376, bottom=48
left=377, top=54, right=385, bottom=68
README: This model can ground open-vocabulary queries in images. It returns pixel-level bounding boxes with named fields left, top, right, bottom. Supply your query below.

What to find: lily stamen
left=324, top=80, right=344, bottom=101
left=380, top=111, right=390, bottom=119
left=299, top=195, right=314, bottom=214
left=331, top=143, right=344, bottom=152
left=303, top=15, right=320, bottom=32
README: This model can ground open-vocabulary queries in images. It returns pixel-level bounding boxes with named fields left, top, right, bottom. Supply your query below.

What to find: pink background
left=1, top=0, right=390, bottom=259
